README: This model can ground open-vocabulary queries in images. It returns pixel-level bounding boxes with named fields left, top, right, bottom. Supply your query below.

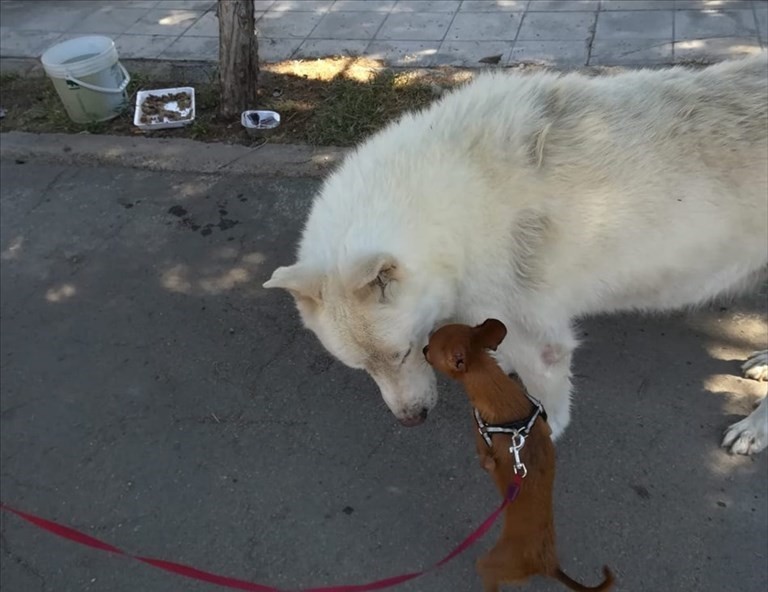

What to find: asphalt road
left=1, top=158, right=766, bottom=592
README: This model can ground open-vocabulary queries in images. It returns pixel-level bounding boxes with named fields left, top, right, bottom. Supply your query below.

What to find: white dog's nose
left=398, top=408, right=428, bottom=427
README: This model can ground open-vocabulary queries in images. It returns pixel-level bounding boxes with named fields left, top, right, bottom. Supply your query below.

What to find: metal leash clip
left=510, top=432, right=527, bottom=478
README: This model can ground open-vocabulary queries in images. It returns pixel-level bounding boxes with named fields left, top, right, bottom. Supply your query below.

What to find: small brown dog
left=424, top=319, right=614, bottom=592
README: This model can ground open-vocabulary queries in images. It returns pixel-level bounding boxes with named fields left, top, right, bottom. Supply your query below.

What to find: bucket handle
left=65, top=63, right=130, bottom=94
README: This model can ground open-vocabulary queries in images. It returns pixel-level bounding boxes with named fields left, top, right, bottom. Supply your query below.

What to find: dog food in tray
left=134, top=87, right=195, bottom=130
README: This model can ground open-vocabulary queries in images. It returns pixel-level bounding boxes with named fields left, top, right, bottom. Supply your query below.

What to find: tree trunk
left=218, top=0, right=259, bottom=118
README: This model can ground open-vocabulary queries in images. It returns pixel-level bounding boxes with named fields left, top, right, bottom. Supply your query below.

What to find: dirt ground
left=1, top=56, right=714, bottom=148
left=0, top=57, right=481, bottom=147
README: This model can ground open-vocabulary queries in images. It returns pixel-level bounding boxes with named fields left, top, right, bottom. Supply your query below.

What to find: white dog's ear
left=349, top=254, right=400, bottom=301
left=263, top=264, right=322, bottom=304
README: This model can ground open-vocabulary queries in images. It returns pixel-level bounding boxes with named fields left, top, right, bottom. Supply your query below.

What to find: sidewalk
left=1, top=0, right=766, bottom=69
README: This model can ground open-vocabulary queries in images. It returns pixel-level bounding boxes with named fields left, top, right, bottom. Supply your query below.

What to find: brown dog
left=424, top=319, right=614, bottom=592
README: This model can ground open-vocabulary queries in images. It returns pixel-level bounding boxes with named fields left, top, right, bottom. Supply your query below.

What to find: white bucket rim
left=41, top=36, right=118, bottom=80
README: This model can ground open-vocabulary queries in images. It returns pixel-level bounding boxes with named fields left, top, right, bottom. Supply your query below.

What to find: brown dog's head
left=423, top=319, right=508, bottom=378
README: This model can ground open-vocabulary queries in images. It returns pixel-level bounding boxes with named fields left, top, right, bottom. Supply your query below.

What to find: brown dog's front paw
left=480, top=452, right=496, bottom=472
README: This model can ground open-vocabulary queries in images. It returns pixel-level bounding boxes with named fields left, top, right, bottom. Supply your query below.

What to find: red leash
left=0, top=475, right=521, bottom=592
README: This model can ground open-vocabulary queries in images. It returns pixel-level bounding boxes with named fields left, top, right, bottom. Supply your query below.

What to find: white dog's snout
left=371, top=363, right=438, bottom=425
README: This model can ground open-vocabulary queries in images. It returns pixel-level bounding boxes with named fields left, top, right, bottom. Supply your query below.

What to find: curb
left=0, top=131, right=348, bottom=178
left=1, top=56, right=219, bottom=84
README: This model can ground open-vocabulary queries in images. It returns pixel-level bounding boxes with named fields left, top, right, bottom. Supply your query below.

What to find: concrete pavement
left=0, top=0, right=766, bottom=69
left=0, top=145, right=766, bottom=591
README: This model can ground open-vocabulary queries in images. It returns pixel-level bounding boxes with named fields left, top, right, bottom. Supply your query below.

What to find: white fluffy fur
left=265, top=55, right=768, bottom=453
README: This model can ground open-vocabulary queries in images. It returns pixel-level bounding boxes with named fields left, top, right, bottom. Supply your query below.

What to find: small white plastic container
left=241, top=110, right=280, bottom=137
left=133, top=86, right=195, bottom=130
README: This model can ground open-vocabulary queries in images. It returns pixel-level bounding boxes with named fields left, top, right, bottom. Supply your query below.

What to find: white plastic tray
left=134, top=86, right=195, bottom=130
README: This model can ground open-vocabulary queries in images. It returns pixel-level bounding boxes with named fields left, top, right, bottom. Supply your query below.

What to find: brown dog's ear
left=473, top=319, right=507, bottom=351
left=448, top=345, right=468, bottom=373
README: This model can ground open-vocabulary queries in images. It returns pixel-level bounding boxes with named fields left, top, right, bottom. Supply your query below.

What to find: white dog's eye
left=395, top=347, right=412, bottom=365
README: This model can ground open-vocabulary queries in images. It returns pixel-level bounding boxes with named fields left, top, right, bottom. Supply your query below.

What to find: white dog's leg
left=722, top=396, right=768, bottom=455
left=742, top=350, right=768, bottom=382
left=494, top=326, right=575, bottom=441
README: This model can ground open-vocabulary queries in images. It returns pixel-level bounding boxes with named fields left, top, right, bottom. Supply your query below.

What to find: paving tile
left=16, top=0, right=158, bottom=8
left=310, top=10, right=388, bottom=38
left=518, top=11, right=595, bottom=40
left=446, top=11, right=522, bottom=40
left=674, top=36, right=763, bottom=59
left=258, top=36, right=304, bottom=61
left=435, top=40, right=513, bottom=65
left=253, top=0, right=276, bottom=9
left=269, top=0, right=333, bottom=11
left=154, top=0, right=215, bottom=8
left=0, top=29, right=64, bottom=57
left=601, top=1, right=672, bottom=8
left=509, top=39, right=588, bottom=64
left=117, top=1, right=162, bottom=7
left=257, top=10, right=325, bottom=37
left=459, top=0, right=527, bottom=10
left=183, top=10, right=219, bottom=36
left=295, top=38, right=371, bottom=57
left=0, top=3, right=93, bottom=32
left=675, top=9, right=757, bottom=40
left=115, top=33, right=179, bottom=59
left=0, top=1, right=32, bottom=30
left=674, top=0, right=753, bottom=8
left=162, top=34, right=219, bottom=59
left=590, top=38, right=673, bottom=64
left=756, top=3, right=768, bottom=41
left=391, top=0, right=461, bottom=11
left=366, top=40, right=441, bottom=65
left=329, top=0, right=396, bottom=11
left=185, top=10, right=267, bottom=36
left=595, top=10, right=673, bottom=39
left=124, top=8, right=204, bottom=36
left=376, top=11, right=455, bottom=40
left=526, top=0, right=599, bottom=10
left=67, top=7, right=151, bottom=35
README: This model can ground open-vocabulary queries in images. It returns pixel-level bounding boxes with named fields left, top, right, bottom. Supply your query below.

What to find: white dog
left=265, top=55, right=768, bottom=455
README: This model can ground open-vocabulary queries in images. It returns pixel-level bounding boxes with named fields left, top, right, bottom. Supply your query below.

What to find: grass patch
left=0, top=57, right=471, bottom=147
left=303, top=71, right=435, bottom=146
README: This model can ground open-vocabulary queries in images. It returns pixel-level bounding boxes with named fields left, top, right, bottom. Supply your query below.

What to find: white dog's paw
left=742, top=350, right=768, bottom=382
left=722, top=398, right=768, bottom=455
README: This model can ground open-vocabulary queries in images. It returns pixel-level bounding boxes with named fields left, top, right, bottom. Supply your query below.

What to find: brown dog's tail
left=553, top=566, right=614, bottom=591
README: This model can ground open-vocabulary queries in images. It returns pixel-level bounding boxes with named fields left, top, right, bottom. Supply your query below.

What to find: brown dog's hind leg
left=553, top=566, right=614, bottom=591
left=476, top=556, right=501, bottom=592
left=477, top=546, right=531, bottom=592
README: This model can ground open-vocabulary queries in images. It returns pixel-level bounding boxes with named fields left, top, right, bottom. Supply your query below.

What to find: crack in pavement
left=24, top=168, right=69, bottom=218
left=0, top=529, right=47, bottom=592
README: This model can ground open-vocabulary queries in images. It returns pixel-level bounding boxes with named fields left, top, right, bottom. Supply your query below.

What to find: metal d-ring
left=510, top=432, right=527, bottom=478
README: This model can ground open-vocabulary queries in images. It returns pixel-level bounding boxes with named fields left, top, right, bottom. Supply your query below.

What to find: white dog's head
left=263, top=253, right=455, bottom=426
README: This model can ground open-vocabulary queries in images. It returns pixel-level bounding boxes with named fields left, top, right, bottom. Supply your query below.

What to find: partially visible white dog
left=265, top=54, right=768, bottom=455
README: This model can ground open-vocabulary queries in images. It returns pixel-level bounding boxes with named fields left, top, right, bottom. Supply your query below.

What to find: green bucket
left=40, top=36, right=130, bottom=124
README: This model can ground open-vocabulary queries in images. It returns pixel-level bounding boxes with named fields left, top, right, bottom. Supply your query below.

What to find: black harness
left=473, top=374, right=548, bottom=449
